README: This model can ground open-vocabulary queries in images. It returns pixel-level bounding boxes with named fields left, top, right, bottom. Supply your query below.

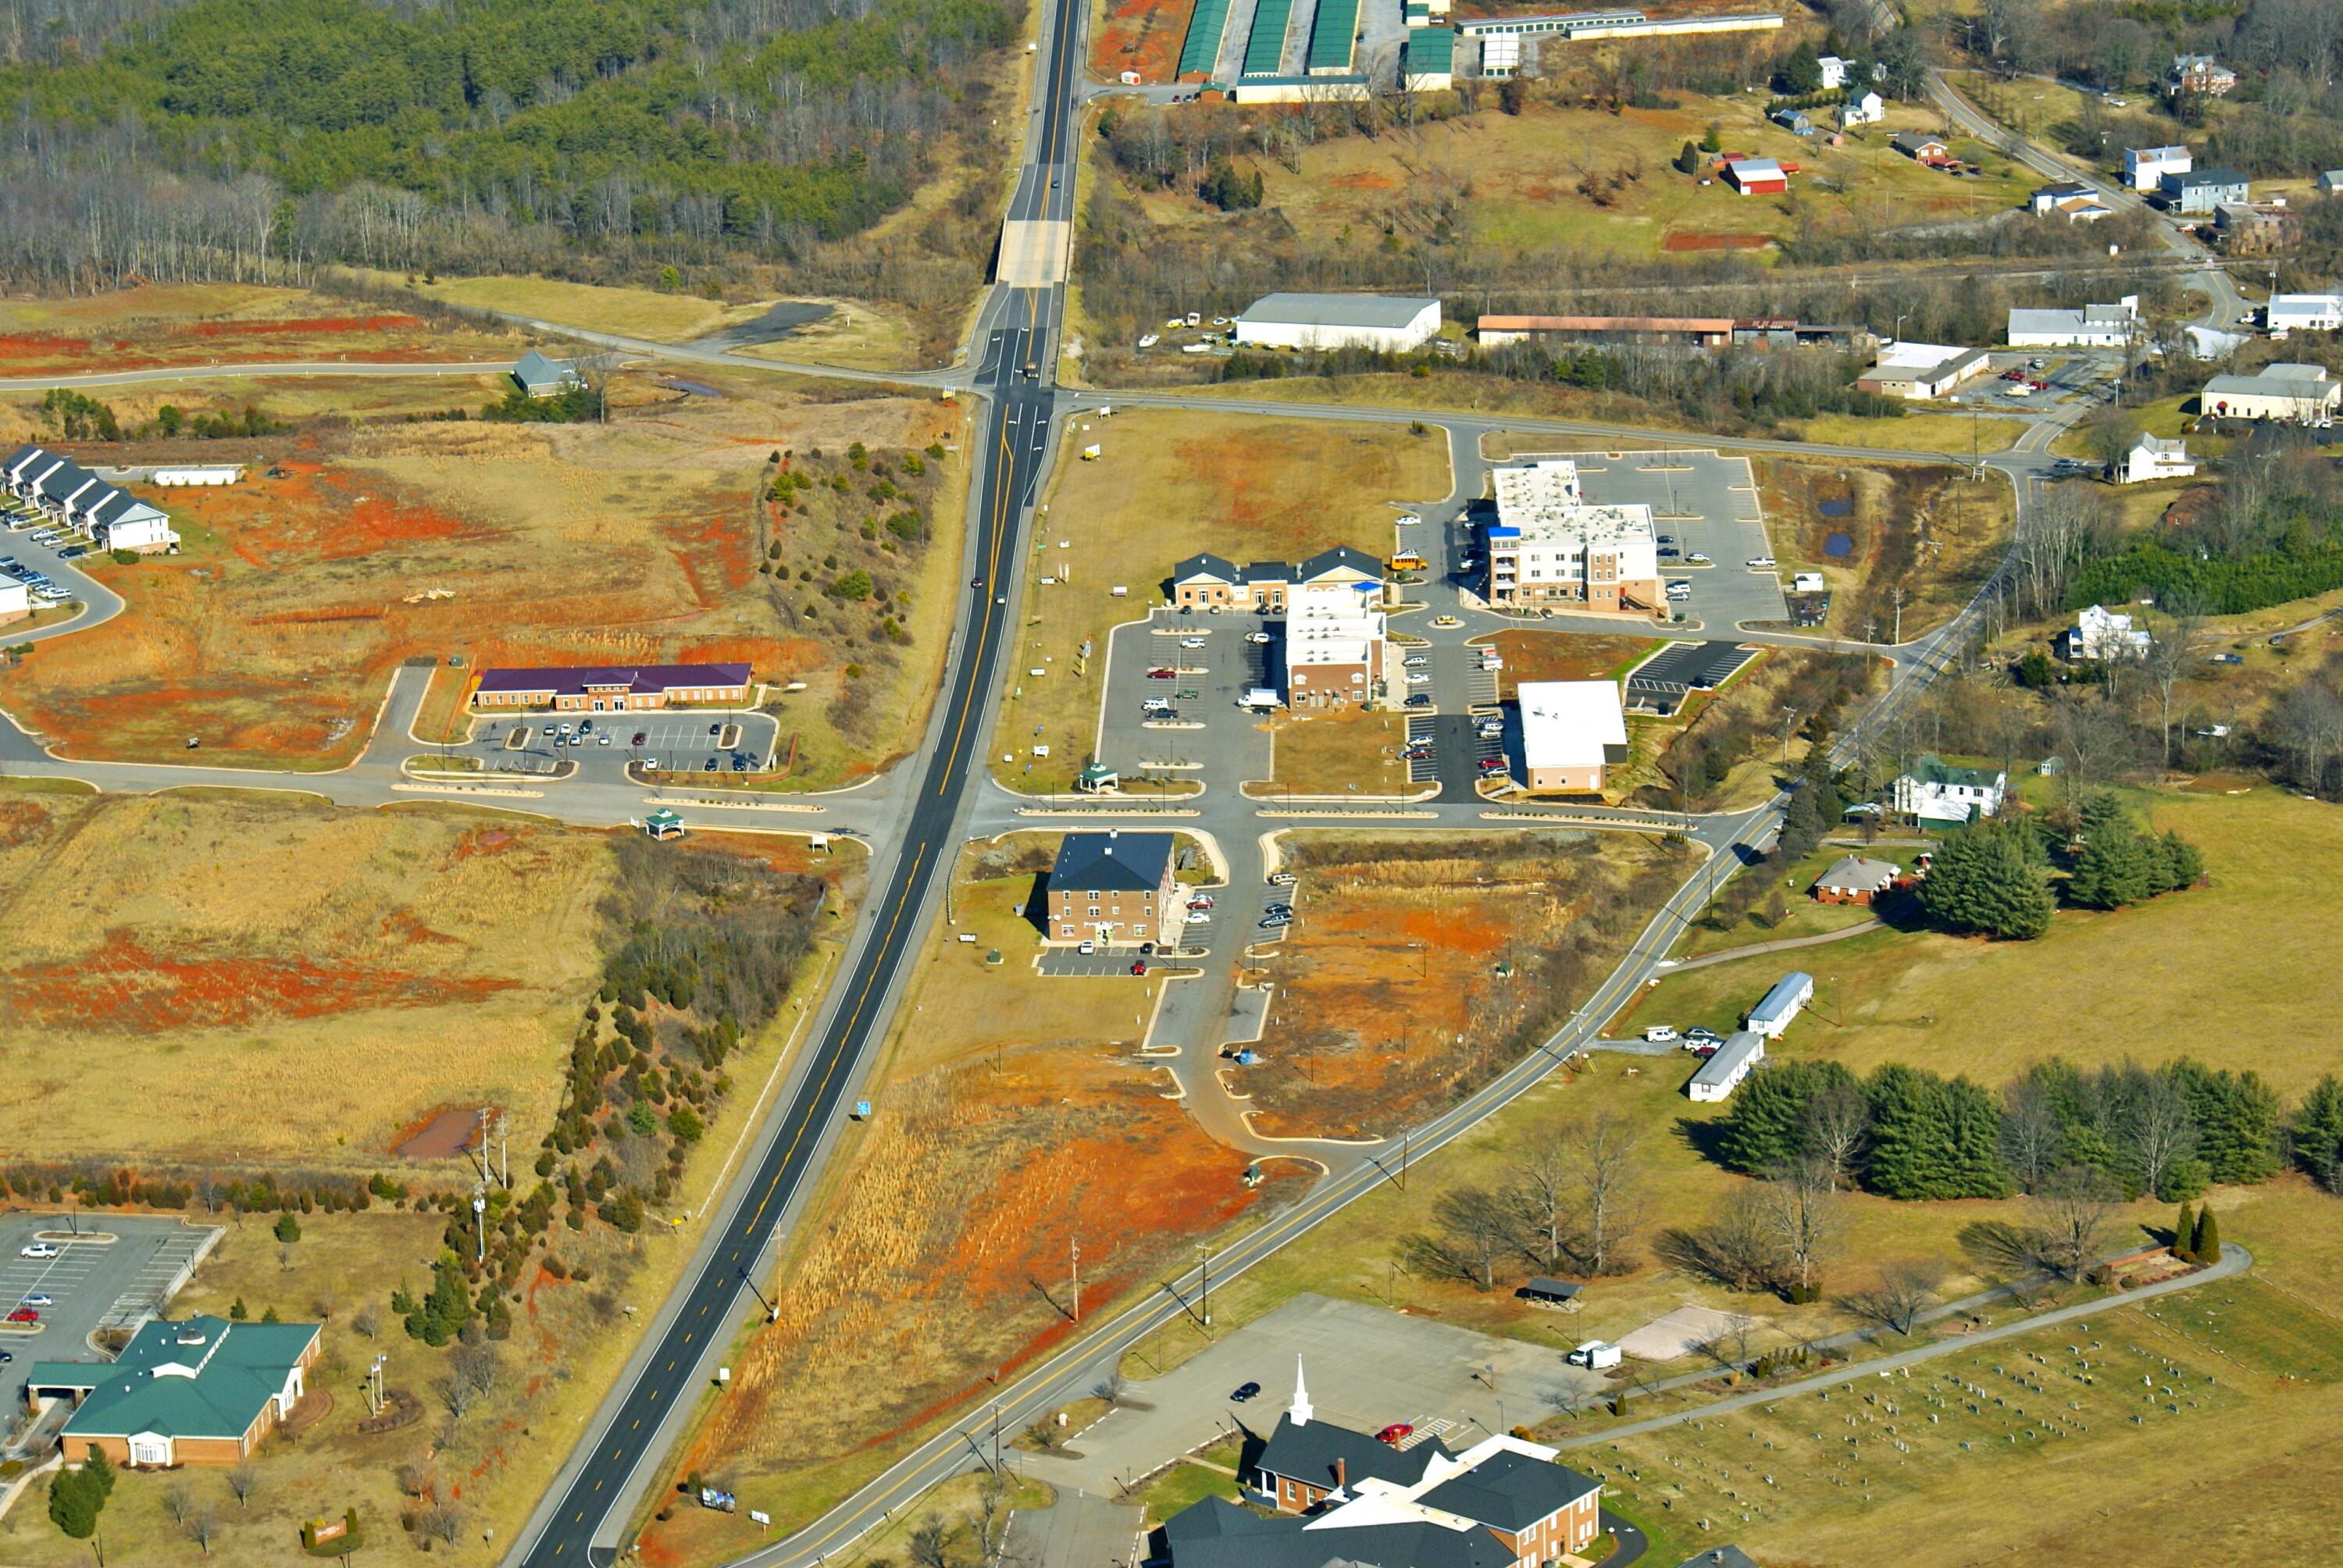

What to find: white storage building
left=1746, top=971, right=1813, bottom=1039
left=2007, top=296, right=2138, bottom=348
left=1854, top=343, right=1992, bottom=401
left=1233, top=294, right=1442, bottom=354
left=1688, top=1031, right=1765, bottom=1103
left=151, top=466, right=243, bottom=486
left=1515, top=679, right=1628, bottom=792
left=2201, top=363, right=2341, bottom=423
left=2266, top=294, right=2343, bottom=335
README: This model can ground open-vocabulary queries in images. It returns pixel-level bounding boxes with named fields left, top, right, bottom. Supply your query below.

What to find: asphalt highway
left=506, top=0, right=1085, bottom=1558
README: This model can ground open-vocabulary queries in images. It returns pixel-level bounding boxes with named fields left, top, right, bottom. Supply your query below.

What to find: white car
left=20, top=1293, right=52, bottom=1306
left=1137, top=333, right=1160, bottom=348
left=1403, top=656, right=1429, bottom=668
left=1179, top=636, right=1206, bottom=648
left=19, top=1243, right=59, bottom=1260
left=1079, top=940, right=1095, bottom=955
left=1245, top=632, right=1270, bottom=644
left=1643, top=1025, right=1679, bottom=1044
left=1268, top=871, right=1296, bottom=886
left=1406, top=672, right=1432, bottom=685
left=1395, top=512, right=1421, bottom=526
left=1686, top=552, right=1711, bottom=564
left=1746, top=556, right=1776, bottom=569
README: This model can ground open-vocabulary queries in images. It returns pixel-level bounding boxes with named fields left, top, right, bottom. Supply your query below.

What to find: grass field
left=1627, top=786, right=2341, bottom=1096
left=0, top=372, right=966, bottom=779
left=0, top=791, right=609, bottom=1165
left=1257, top=706, right=1412, bottom=797
left=1114, top=91, right=2037, bottom=262
left=1753, top=458, right=2017, bottom=637
left=1788, top=410, right=2029, bottom=455
left=0, top=283, right=519, bottom=375
left=633, top=832, right=1278, bottom=1563
left=1093, top=0, right=1189, bottom=81
left=1243, top=832, right=1695, bottom=1139
left=991, top=408, right=1450, bottom=791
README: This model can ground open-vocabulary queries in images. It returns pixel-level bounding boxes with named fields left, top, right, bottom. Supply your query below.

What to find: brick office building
left=1044, top=829, right=1178, bottom=946
left=27, top=1317, right=321, bottom=1466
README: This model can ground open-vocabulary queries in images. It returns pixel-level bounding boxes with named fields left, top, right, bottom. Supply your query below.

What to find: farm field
left=633, top=832, right=1280, bottom=1563
left=991, top=408, right=1449, bottom=791
left=1242, top=832, right=1695, bottom=1140
left=0, top=371, right=968, bottom=781
left=0, top=283, right=519, bottom=375
left=1624, top=787, right=2341, bottom=1096
left=1100, top=91, right=2035, bottom=264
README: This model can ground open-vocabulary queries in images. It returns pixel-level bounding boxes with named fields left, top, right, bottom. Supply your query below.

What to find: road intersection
left=0, top=25, right=2260, bottom=1568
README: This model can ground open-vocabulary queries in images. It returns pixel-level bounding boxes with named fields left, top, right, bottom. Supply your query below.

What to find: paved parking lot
left=0, top=1213, right=220, bottom=1445
left=1090, top=612, right=1275, bottom=787
left=1032, top=1293, right=1610, bottom=1494
left=456, top=708, right=781, bottom=782
left=1624, top=641, right=1763, bottom=716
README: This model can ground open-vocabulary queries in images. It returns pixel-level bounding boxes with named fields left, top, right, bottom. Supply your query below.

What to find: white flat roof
left=1870, top=341, right=1973, bottom=372
left=1518, top=680, right=1627, bottom=770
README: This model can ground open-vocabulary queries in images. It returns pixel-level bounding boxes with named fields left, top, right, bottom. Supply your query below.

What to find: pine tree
left=2293, top=1076, right=2343, bottom=1193
left=2067, top=821, right=2156, bottom=909
left=2171, top=1202, right=2195, bottom=1258
left=1701, top=121, right=1724, bottom=152
left=2191, top=1206, right=2220, bottom=1261
left=1919, top=822, right=2055, bottom=939
left=80, top=1445, right=114, bottom=1503
left=2159, top=830, right=2205, bottom=890
left=1718, top=1060, right=1854, bottom=1172
left=1865, top=1065, right=2013, bottom=1199
left=1675, top=139, right=1702, bottom=174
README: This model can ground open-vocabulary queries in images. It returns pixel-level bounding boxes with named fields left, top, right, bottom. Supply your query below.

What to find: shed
left=1723, top=157, right=1788, bottom=194
left=1746, top=971, right=1813, bottom=1038
left=1519, top=1277, right=1583, bottom=1311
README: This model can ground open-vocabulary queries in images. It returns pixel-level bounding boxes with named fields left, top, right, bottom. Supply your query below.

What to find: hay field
left=1109, top=91, right=2035, bottom=261
left=0, top=373, right=965, bottom=773
left=0, top=789, right=610, bottom=1164
left=639, top=837, right=1268, bottom=1556
left=993, top=408, right=1450, bottom=789
left=1243, top=831, right=1693, bottom=1139
left=0, top=282, right=518, bottom=373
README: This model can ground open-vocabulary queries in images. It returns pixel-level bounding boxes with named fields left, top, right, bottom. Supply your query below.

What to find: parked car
left=1179, top=637, right=1207, bottom=649
left=1746, top=556, right=1776, bottom=568
left=1376, top=1424, right=1414, bottom=1445
left=1258, top=915, right=1291, bottom=929
left=1232, top=1381, right=1261, bottom=1402
left=18, top=1243, right=59, bottom=1260
left=1245, top=632, right=1271, bottom=644
left=56, top=545, right=85, bottom=558
left=1685, top=1026, right=1724, bottom=1046
left=19, top=1293, right=52, bottom=1307
left=1395, top=512, right=1421, bottom=526
left=1686, top=552, right=1710, bottom=564
left=1643, top=1025, right=1680, bottom=1044
left=1402, top=747, right=1434, bottom=762
left=1477, top=757, right=1507, bottom=773
left=1403, top=656, right=1429, bottom=668
left=1404, top=693, right=1434, bottom=707
left=1130, top=960, right=1148, bottom=976
left=708, top=722, right=723, bottom=736
left=6, top=1308, right=38, bottom=1324
left=632, top=731, right=648, bottom=746
left=1077, top=940, right=1095, bottom=956
left=1406, top=672, right=1432, bottom=685
left=1658, top=546, right=1680, bottom=558
left=642, top=757, right=660, bottom=771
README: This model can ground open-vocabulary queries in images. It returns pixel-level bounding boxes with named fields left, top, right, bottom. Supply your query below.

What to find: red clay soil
left=4, top=935, right=519, bottom=1032
left=1093, top=0, right=1190, bottom=81
left=390, top=1106, right=489, bottom=1160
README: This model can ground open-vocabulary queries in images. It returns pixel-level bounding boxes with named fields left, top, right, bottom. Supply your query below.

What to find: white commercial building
left=1515, top=679, right=1628, bottom=792
left=2123, top=144, right=2191, bottom=191
left=0, top=578, right=27, bottom=624
left=2007, top=295, right=2138, bottom=348
left=2061, top=603, right=2152, bottom=661
left=2266, top=294, right=2343, bottom=335
left=1485, top=459, right=1661, bottom=614
left=1853, top=342, right=1993, bottom=400
left=1283, top=579, right=1388, bottom=709
left=1233, top=294, right=1441, bottom=353
left=2120, top=434, right=2196, bottom=483
left=151, top=466, right=243, bottom=486
left=2201, top=363, right=2341, bottom=422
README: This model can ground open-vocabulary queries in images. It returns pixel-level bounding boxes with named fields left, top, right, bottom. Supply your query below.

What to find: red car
left=1130, top=960, right=1149, bottom=976
left=1147, top=668, right=1176, bottom=679
left=1477, top=757, right=1508, bottom=773
left=5, top=1307, right=37, bottom=1324
left=1376, top=1423, right=1413, bottom=1445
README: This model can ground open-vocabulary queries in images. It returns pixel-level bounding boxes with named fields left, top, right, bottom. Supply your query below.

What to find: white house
left=0, top=578, right=27, bottom=624
left=1893, top=754, right=2006, bottom=824
left=95, top=511, right=179, bottom=553
left=1839, top=90, right=1884, bottom=127
left=1516, top=679, right=1628, bottom=792
left=2007, top=295, right=2138, bottom=348
left=2201, top=363, right=2341, bottom=422
left=2123, top=144, right=2191, bottom=191
left=1687, top=1031, right=1764, bottom=1103
left=1817, top=54, right=1847, bottom=89
left=2320, top=169, right=2343, bottom=196
left=150, top=466, right=242, bottom=486
left=1233, top=294, right=1441, bottom=353
left=2266, top=294, right=2343, bottom=335
left=2120, top=433, right=2196, bottom=483
left=2029, top=181, right=2112, bottom=221
left=2061, top=603, right=2152, bottom=661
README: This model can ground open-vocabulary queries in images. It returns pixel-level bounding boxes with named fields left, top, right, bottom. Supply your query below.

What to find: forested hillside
left=0, top=0, right=1021, bottom=289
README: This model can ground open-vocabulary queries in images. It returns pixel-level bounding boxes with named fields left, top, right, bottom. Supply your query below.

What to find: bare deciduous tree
left=226, top=1461, right=258, bottom=1508
left=1762, top=1158, right=1842, bottom=1295
left=1803, top=1080, right=1870, bottom=1191
left=352, top=1302, right=382, bottom=1340
left=1399, top=1185, right=1516, bottom=1292
left=1561, top=1112, right=1642, bottom=1277
left=2124, top=1071, right=2199, bottom=1199
left=2142, top=593, right=2208, bottom=768
left=909, top=1518, right=954, bottom=1568
left=162, top=1481, right=193, bottom=1524
left=2031, top=1165, right=2117, bottom=1280
left=185, top=1506, right=219, bottom=1556
left=421, top=1503, right=466, bottom=1546
left=1659, top=1189, right=1781, bottom=1294
left=1510, top=1138, right=1571, bottom=1268
left=1999, top=1077, right=2065, bottom=1193
left=1843, top=1260, right=1944, bottom=1336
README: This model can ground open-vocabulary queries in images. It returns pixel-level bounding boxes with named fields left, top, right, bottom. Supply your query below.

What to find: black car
left=1404, top=693, right=1434, bottom=708
left=632, top=731, right=648, bottom=747
left=1232, top=1381, right=1261, bottom=1402
left=703, top=757, right=719, bottom=771
left=56, top=545, right=86, bottom=559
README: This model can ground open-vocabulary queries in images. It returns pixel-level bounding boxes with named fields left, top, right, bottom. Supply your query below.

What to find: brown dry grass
left=1244, top=831, right=1693, bottom=1139
left=0, top=374, right=965, bottom=775
left=0, top=791, right=611, bottom=1165
left=633, top=838, right=1270, bottom=1557
left=992, top=408, right=1450, bottom=790
left=1754, top=457, right=2017, bottom=637
left=0, top=282, right=518, bottom=373
left=1257, top=706, right=1411, bottom=797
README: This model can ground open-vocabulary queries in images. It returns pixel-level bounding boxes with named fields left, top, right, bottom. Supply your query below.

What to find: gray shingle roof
left=1297, top=545, right=1384, bottom=580
left=1256, top=1412, right=1450, bottom=1495
left=1175, top=552, right=1243, bottom=583
left=1051, top=830, right=1175, bottom=894
left=1417, top=1449, right=1599, bottom=1531
left=1162, top=1498, right=1517, bottom=1568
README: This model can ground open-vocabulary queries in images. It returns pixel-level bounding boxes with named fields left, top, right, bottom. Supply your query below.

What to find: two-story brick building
left=1043, top=829, right=1179, bottom=946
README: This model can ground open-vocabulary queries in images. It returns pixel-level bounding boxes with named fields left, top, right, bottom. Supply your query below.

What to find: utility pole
left=497, top=1111, right=508, bottom=1190
left=1071, top=1234, right=1082, bottom=1324
left=1196, top=1245, right=1212, bottom=1327
left=471, top=1185, right=487, bottom=1266
left=1892, top=583, right=1906, bottom=645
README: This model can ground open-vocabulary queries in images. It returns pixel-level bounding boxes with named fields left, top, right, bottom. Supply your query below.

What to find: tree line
left=1917, top=792, right=2202, bottom=942
left=0, top=0, right=1020, bottom=290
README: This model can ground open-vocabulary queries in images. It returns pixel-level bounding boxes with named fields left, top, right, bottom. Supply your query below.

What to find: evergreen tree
left=1864, top=1066, right=2013, bottom=1199
left=2191, top=1206, right=2220, bottom=1260
left=2067, top=819, right=2157, bottom=909
left=1701, top=121, right=1724, bottom=152
left=1917, top=821, right=2055, bottom=939
left=2158, top=830, right=2205, bottom=890
left=2167, top=1060, right=2284, bottom=1185
left=1717, top=1060, right=1856, bottom=1172
left=273, top=1212, right=301, bottom=1244
left=80, top=1445, right=114, bottom=1504
left=1780, top=39, right=1823, bottom=93
left=2293, top=1076, right=2343, bottom=1193
left=2171, top=1201, right=2195, bottom=1256
left=1675, top=139, right=1702, bottom=174
left=404, top=1258, right=476, bottom=1346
